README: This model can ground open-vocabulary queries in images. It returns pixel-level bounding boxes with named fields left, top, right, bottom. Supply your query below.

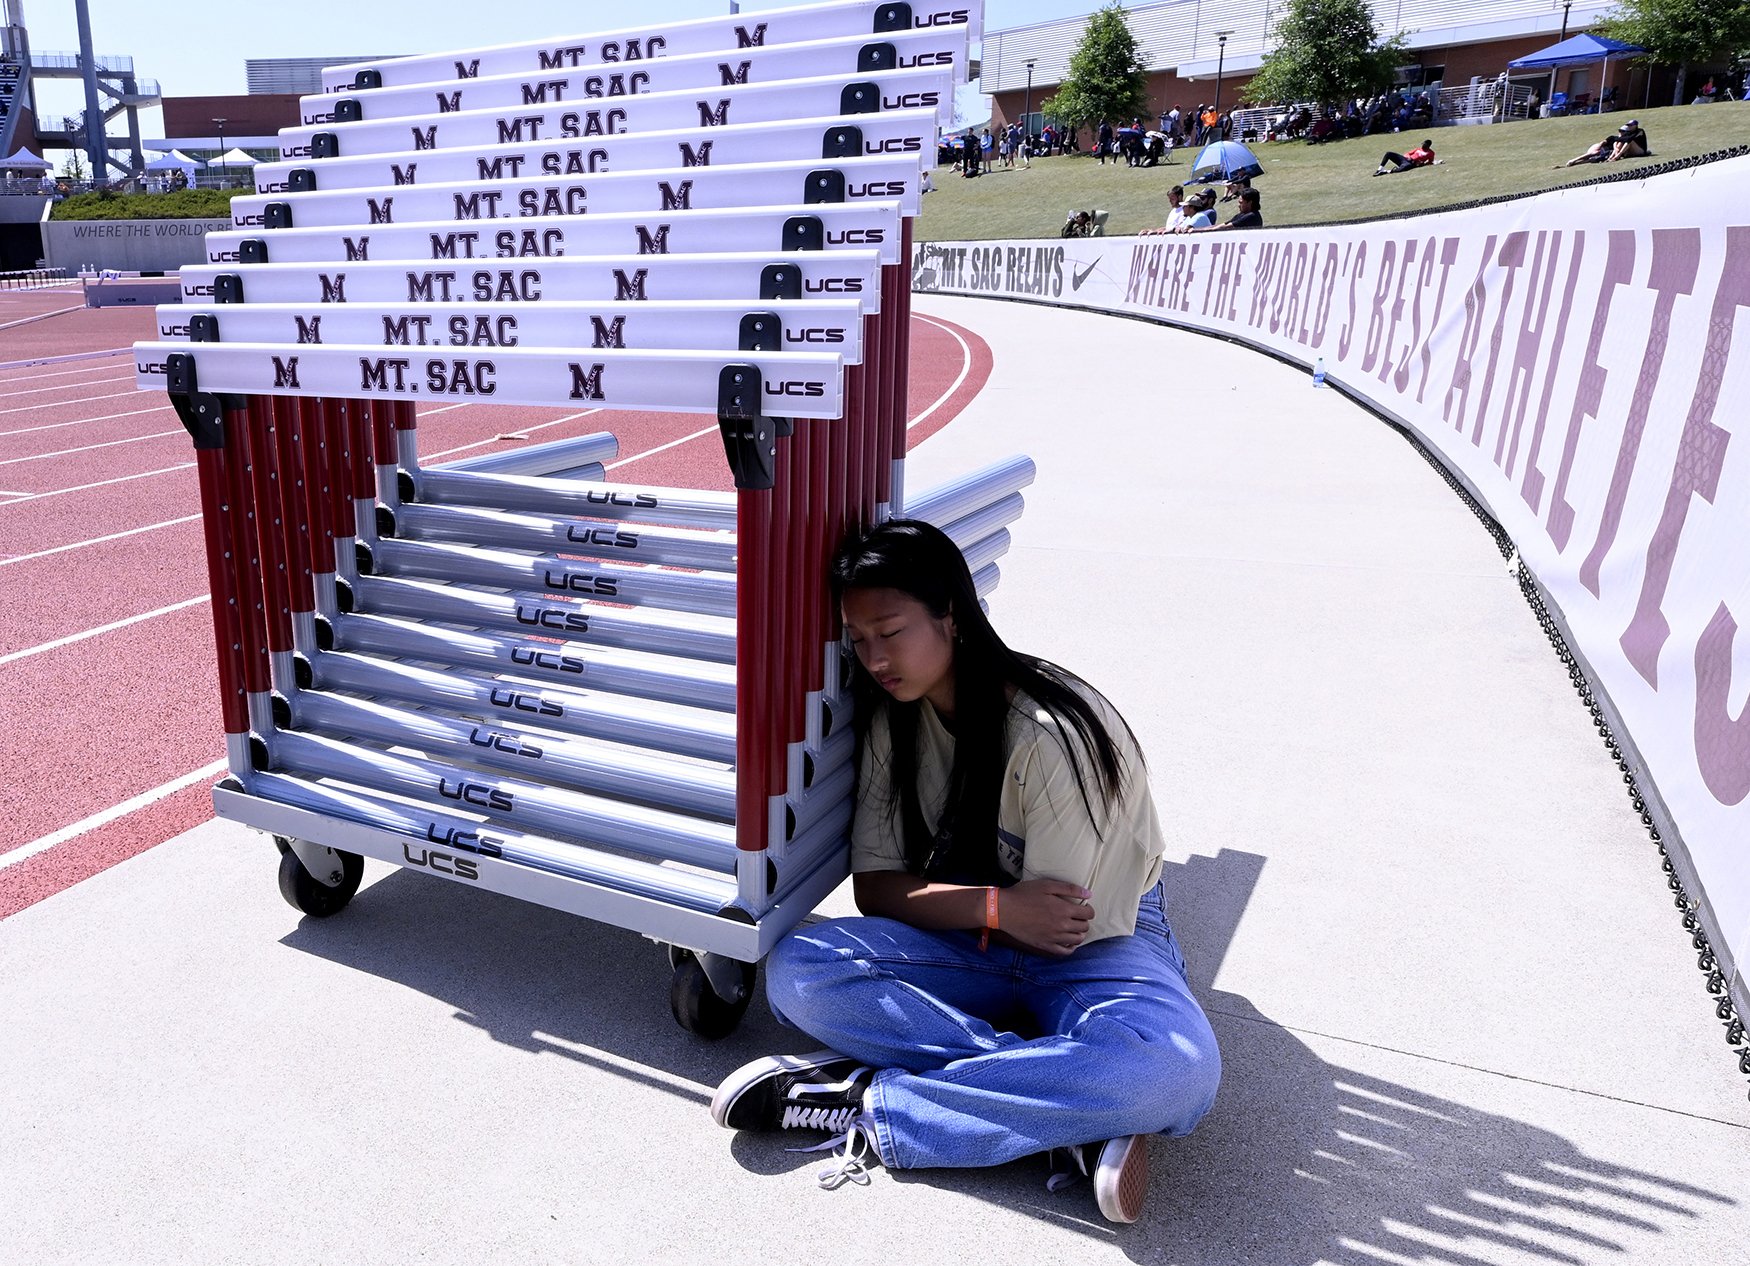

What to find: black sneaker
left=710, top=1050, right=874, bottom=1133
left=1050, top=1134, right=1151, bottom=1224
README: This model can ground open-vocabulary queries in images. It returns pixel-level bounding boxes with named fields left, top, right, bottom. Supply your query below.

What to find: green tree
left=1598, top=0, right=1750, bottom=105
left=1241, top=0, right=1409, bottom=107
left=1041, top=4, right=1149, bottom=139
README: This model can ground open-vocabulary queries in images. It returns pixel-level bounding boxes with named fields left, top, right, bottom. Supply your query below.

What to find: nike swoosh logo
left=1071, top=258, right=1102, bottom=290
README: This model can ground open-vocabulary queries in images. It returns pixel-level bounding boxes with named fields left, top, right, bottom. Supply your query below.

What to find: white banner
left=318, top=0, right=982, bottom=93
left=155, top=300, right=867, bottom=362
left=300, top=27, right=967, bottom=127
left=916, top=157, right=1750, bottom=992
left=277, top=67, right=953, bottom=163
left=252, top=109, right=938, bottom=198
left=231, top=156, right=922, bottom=232
left=177, top=249, right=886, bottom=309
left=132, top=341, right=845, bottom=417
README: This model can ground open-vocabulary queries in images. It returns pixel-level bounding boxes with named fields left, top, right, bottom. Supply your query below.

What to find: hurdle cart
left=137, top=0, right=1038, bottom=1036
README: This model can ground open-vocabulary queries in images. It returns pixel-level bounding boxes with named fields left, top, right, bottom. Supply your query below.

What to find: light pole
left=1213, top=30, right=1233, bottom=124
left=1559, top=0, right=1572, bottom=40
left=1023, top=59, right=1036, bottom=143
left=213, top=116, right=227, bottom=188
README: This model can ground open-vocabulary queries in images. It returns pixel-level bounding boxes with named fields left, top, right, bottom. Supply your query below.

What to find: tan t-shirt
left=850, top=688, right=1165, bottom=941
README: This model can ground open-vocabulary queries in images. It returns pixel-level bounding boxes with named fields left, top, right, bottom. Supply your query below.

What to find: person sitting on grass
left=1174, top=187, right=1218, bottom=231
left=1557, top=119, right=1649, bottom=166
left=710, top=520, right=1222, bottom=1225
left=1139, top=185, right=1187, bottom=235
left=1187, top=187, right=1263, bottom=231
left=1373, top=139, right=1437, bottom=175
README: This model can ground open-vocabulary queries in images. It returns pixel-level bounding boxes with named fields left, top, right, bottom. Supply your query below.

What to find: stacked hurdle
left=133, top=0, right=1036, bottom=1035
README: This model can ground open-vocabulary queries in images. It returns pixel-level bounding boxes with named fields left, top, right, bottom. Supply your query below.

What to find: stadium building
left=980, top=0, right=1680, bottom=136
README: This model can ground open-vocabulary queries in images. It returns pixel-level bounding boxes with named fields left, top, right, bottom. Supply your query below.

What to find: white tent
left=2, top=146, right=51, bottom=170
left=217, top=148, right=259, bottom=167
left=144, top=149, right=205, bottom=170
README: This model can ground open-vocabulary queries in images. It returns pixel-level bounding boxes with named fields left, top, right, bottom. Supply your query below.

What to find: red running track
left=0, top=300, right=993, bottom=918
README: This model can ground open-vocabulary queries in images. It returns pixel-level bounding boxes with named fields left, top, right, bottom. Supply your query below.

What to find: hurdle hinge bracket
left=872, top=3, right=914, bottom=32
left=164, top=354, right=225, bottom=450
left=334, top=99, right=363, bottom=124
left=782, top=216, right=825, bottom=252
left=858, top=42, right=898, bottom=72
left=738, top=311, right=783, bottom=353
left=289, top=169, right=318, bottom=193
left=759, top=264, right=803, bottom=301
left=311, top=133, right=341, bottom=160
left=349, top=69, right=383, bottom=91
left=716, top=365, right=777, bottom=491
left=821, top=124, right=864, bottom=159
left=840, top=82, right=880, bottom=115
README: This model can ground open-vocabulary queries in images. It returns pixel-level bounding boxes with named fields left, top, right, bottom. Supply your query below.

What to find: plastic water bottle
left=1312, top=357, right=1326, bottom=389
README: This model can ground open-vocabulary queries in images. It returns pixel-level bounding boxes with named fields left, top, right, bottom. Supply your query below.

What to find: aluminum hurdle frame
left=142, top=0, right=1038, bottom=1035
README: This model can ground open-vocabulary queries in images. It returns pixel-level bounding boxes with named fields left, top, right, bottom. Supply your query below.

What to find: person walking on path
left=712, top=521, right=1221, bottom=1225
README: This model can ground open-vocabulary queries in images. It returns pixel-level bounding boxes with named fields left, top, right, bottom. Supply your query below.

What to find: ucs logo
left=766, top=380, right=826, bottom=397
left=405, top=839, right=482, bottom=879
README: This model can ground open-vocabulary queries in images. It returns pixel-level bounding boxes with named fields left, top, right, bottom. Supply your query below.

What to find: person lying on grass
left=1557, top=119, right=1649, bottom=167
left=1373, top=139, right=1438, bottom=176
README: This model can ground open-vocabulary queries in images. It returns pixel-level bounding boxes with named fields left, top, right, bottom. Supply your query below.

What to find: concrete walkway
left=4, top=295, right=1745, bottom=1265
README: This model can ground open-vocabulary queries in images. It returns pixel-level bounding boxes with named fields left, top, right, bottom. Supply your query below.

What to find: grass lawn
left=914, top=101, right=1750, bottom=240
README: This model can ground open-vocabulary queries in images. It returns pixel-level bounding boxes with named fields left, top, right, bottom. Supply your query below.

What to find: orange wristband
left=977, top=886, right=998, bottom=952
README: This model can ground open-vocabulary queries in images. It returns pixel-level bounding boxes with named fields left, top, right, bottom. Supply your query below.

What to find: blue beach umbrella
left=1190, top=140, right=1264, bottom=183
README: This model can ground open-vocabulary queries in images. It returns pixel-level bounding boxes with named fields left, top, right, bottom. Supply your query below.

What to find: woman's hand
left=995, top=880, right=1095, bottom=957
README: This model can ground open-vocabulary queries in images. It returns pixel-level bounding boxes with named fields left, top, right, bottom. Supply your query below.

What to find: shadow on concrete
left=279, top=847, right=1737, bottom=1257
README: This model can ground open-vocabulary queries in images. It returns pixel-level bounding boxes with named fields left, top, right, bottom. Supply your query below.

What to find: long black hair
left=831, top=519, right=1137, bottom=885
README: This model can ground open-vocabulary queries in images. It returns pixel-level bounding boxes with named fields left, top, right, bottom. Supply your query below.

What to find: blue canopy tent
left=1508, top=33, right=1646, bottom=113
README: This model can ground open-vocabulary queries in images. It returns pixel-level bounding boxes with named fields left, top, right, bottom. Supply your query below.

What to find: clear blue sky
left=25, top=0, right=1085, bottom=101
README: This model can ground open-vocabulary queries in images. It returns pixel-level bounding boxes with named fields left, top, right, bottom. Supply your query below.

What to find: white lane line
left=0, top=759, right=227, bottom=874
left=0, top=347, right=131, bottom=373
left=423, top=408, right=602, bottom=461
left=0, top=362, right=134, bottom=386
left=0, top=375, right=132, bottom=404
left=0, top=462, right=194, bottom=505
left=0, top=403, right=173, bottom=438
left=605, top=423, right=718, bottom=471
left=0, top=428, right=182, bottom=467
left=908, top=314, right=974, bottom=430
left=0, top=595, right=210, bottom=667
left=0, top=388, right=140, bottom=417
left=418, top=402, right=471, bottom=417
left=0, top=514, right=201, bottom=567
left=0, top=304, right=85, bottom=331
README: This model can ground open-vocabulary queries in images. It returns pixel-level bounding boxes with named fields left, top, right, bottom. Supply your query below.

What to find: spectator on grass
left=1174, top=187, right=1218, bottom=232
left=1187, top=188, right=1263, bottom=231
left=1219, top=176, right=1252, bottom=202
left=1556, top=119, right=1648, bottom=166
left=1096, top=120, right=1115, bottom=164
left=1373, top=139, right=1438, bottom=175
left=1139, top=185, right=1187, bottom=235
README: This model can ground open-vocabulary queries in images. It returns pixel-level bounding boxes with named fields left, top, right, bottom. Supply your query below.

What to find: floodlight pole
left=214, top=117, right=227, bottom=188
left=1213, top=31, right=1233, bottom=119
left=1560, top=0, right=1572, bottom=41
left=1023, top=59, right=1035, bottom=140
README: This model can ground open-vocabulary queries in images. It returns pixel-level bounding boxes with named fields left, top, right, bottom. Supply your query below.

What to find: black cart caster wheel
left=277, top=844, right=364, bottom=918
left=668, top=950, right=757, bottom=1039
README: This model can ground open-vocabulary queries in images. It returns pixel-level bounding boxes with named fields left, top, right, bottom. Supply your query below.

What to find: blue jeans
left=764, top=882, right=1221, bottom=1170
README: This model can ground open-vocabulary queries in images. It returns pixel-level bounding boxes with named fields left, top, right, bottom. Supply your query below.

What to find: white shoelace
left=789, top=1117, right=880, bottom=1190
left=780, top=1102, right=862, bottom=1132
left=1045, top=1143, right=1094, bottom=1193
left=777, top=1068, right=872, bottom=1133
